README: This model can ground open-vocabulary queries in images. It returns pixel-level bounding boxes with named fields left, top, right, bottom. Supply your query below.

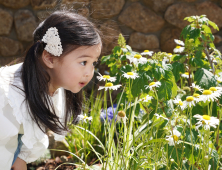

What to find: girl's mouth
left=79, top=82, right=85, bottom=87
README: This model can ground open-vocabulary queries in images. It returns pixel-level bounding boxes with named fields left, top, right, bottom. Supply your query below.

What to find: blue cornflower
left=100, top=104, right=117, bottom=122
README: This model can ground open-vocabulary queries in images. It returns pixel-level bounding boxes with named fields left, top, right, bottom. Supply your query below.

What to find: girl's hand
left=11, top=157, right=27, bottom=170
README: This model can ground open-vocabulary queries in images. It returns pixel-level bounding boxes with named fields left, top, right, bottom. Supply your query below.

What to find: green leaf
left=208, top=20, right=219, bottom=31
left=189, top=28, right=201, bottom=41
left=101, top=55, right=111, bottom=64
left=172, top=62, right=185, bottom=82
left=153, top=66, right=165, bottom=80
left=202, top=25, right=212, bottom=34
left=185, top=128, right=198, bottom=143
left=158, top=79, right=173, bottom=100
left=112, top=46, right=122, bottom=56
left=131, top=71, right=151, bottom=97
left=194, top=68, right=217, bottom=89
left=180, top=25, right=191, bottom=40
left=209, top=149, right=219, bottom=169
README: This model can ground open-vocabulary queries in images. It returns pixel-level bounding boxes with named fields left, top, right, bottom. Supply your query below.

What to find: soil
left=27, top=156, right=76, bottom=170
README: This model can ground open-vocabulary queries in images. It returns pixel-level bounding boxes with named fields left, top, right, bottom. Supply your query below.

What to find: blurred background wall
left=0, top=0, right=222, bottom=68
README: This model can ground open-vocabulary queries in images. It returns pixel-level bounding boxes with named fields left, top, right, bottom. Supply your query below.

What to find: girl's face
left=49, top=44, right=101, bottom=95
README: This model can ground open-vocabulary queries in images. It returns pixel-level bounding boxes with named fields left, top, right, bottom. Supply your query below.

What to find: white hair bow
left=42, top=27, right=63, bottom=57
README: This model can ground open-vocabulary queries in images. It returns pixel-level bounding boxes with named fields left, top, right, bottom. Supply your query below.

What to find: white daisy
left=117, top=110, right=127, bottom=123
left=173, top=46, right=185, bottom=53
left=181, top=96, right=196, bottom=109
left=127, top=54, right=148, bottom=67
left=139, top=95, right=153, bottom=102
left=194, top=114, right=219, bottom=130
left=181, top=72, right=192, bottom=79
left=78, top=114, right=92, bottom=123
left=122, top=72, right=139, bottom=79
left=174, top=39, right=185, bottom=46
left=97, top=72, right=116, bottom=82
left=199, top=89, right=220, bottom=103
left=193, top=93, right=201, bottom=103
left=98, top=83, right=121, bottom=91
left=173, top=97, right=184, bottom=110
left=167, top=53, right=173, bottom=58
left=166, top=129, right=181, bottom=146
left=141, top=50, right=153, bottom=56
left=216, top=75, right=222, bottom=84
left=145, top=81, right=161, bottom=90
left=191, top=83, right=203, bottom=92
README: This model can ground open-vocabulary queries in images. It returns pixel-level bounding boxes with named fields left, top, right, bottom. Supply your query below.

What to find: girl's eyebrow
left=78, top=55, right=99, bottom=59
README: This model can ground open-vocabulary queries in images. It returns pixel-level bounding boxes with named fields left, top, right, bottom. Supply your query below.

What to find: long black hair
left=20, top=11, right=102, bottom=135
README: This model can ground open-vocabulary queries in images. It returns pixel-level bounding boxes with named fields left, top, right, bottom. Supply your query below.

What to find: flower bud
left=118, top=111, right=126, bottom=117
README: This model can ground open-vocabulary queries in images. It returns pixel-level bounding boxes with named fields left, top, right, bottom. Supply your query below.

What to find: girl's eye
left=80, top=61, right=87, bottom=66
left=93, top=61, right=98, bottom=67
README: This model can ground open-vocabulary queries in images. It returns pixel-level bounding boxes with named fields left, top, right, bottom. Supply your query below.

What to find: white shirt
left=0, top=63, right=66, bottom=169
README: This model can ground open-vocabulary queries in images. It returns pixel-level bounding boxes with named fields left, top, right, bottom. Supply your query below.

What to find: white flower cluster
left=42, top=27, right=63, bottom=57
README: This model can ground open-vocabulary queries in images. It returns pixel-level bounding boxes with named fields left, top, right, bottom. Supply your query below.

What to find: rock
left=214, top=35, right=222, bottom=44
left=0, top=8, right=13, bottom=35
left=61, top=0, right=90, bottom=9
left=128, top=32, right=159, bottom=50
left=160, top=27, right=181, bottom=53
left=47, top=131, right=70, bottom=158
left=0, top=37, right=23, bottom=57
left=165, top=2, right=222, bottom=33
left=98, top=20, right=122, bottom=55
left=60, top=155, right=68, bottom=162
left=31, top=0, right=57, bottom=10
left=91, top=0, right=125, bottom=19
left=218, top=46, right=222, bottom=53
left=118, top=3, right=165, bottom=33
left=180, top=0, right=197, bottom=2
left=165, top=3, right=197, bottom=30
left=146, top=0, right=175, bottom=13
left=36, top=11, right=52, bottom=22
left=77, top=7, right=89, bottom=17
left=0, top=0, right=29, bottom=8
left=197, top=1, right=222, bottom=33
left=14, top=10, right=37, bottom=42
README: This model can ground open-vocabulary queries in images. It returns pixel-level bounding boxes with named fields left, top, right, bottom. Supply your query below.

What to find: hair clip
left=42, top=27, right=63, bottom=57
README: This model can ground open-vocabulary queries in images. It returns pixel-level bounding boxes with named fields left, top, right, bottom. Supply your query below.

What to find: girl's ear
left=41, top=50, right=58, bottom=68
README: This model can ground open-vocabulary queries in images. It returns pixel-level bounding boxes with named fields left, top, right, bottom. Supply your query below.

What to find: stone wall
left=1, top=0, right=222, bottom=67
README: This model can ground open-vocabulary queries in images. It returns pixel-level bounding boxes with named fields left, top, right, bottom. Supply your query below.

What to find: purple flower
left=100, top=104, right=117, bottom=122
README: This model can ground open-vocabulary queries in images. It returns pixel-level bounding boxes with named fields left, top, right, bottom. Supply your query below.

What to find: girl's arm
left=11, top=157, right=27, bottom=170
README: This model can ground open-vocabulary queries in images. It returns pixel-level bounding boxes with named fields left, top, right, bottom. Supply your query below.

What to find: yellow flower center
left=105, top=83, right=113, bottom=87
left=149, top=82, right=156, bottom=86
left=186, top=96, right=194, bottom=102
left=192, top=56, right=195, bottom=58
left=193, top=93, right=200, bottom=98
left=176, top=46, right=181, bottom=49
left=168, top=53, right=172, bottom=55
left=203, top=115, right=211, bottom=120
left=179, top=101, right=183, bottom=106
left=144, top=50, right=149, bottom=52
left=173, top=135, right=178, bottom=141
left=134, top=54, right=142, bottom=59
left=103, top=75, right=110, bottom=79
left=118, top=111, right=126, bottom=117
left=185, top=72, right=189, bottom=75
left=178, top=40, right=182, bottom=43
left=209, top=87, right=217, bottom=91
left=83, top=116, right=87, bottom=119
left=217, top=80, right=221, bottom=83
left=127, top=72, right=134, bottom=75
left=203, top=90, right=212, bottom=95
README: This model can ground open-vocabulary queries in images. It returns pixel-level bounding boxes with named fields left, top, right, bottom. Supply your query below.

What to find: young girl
left=0, top=10, right=102, bottom=170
